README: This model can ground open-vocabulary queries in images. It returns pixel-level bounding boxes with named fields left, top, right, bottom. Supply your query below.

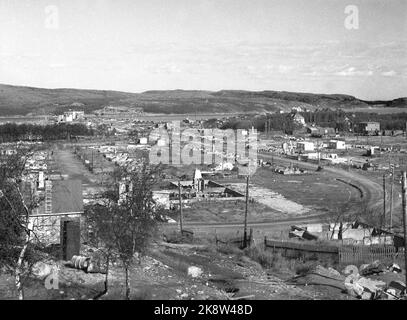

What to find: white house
left=328, top=140, right=346, bottom=150
left=296, top=141, right=314, bottom=152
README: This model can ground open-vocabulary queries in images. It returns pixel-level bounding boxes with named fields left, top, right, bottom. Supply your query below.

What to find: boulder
left=313, top=265, right=344, bottom=280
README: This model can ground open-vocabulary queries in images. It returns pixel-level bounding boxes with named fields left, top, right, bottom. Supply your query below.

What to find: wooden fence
left=264, top=237, right=404, bottom=265
left=338, top=245, right=403, bottom=264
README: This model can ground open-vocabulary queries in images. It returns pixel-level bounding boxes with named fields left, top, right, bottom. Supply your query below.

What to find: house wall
left=29, top=213, right=82, bottom=245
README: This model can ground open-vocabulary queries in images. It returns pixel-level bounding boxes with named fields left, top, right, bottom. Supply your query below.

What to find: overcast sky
left=0, top=0, right=406, bottom=99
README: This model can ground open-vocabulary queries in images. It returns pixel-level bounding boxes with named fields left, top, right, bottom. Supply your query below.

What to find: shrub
left=217, top=244, right=243, bottom=257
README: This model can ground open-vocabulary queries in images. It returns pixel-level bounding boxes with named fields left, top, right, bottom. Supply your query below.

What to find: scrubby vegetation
left=0, top=123, right=93, bottom=142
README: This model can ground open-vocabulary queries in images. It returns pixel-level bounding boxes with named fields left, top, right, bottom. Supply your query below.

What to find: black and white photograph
left=0, top=0, right=407, bottom=308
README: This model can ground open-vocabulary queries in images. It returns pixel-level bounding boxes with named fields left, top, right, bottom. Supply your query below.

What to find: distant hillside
left=0, top=84, right=405, bottom=116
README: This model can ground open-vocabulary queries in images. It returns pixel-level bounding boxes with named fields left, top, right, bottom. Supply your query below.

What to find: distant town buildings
left=58, top=110, right=85, bottom=123
left=296, top=141, right=315, bottom=152
left=355, top=121, right=380, bottom=135
left=328, top=140, right=346, bottom=150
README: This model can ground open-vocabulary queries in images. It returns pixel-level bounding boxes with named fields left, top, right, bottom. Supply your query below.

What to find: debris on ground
left=290, top=265, right=346, bottom=293
left=387, top=280, right=406, bottom=296
left=359, top=260, right=387, bottom=276
left=389, top=263, right=402, bottom=274
left=187, top=266, right=203, bottom=278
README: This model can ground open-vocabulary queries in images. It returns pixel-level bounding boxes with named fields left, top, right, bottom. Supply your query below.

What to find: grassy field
left=179, top=199, right=277, bottom=224
left=251, top=167, right=361, bottom=214
left=168, top=166, right=362, bottom=226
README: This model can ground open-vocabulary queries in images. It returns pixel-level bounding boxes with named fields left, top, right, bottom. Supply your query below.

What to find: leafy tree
left=0, top=149, right=44, bottom=299
left=85, top=163, right=163, bottom=299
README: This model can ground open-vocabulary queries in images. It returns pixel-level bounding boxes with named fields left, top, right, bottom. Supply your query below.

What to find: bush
left=244, top=246, right=277, bottom=269
left=294, top=261, right=318, bottom=275
left=244, top=246, right=326, bottom=273
left=217, top=244, right=243, bottom=256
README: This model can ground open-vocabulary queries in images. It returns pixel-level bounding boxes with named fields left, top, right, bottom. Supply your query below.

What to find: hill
left=0, top=84, right=405, bottom=116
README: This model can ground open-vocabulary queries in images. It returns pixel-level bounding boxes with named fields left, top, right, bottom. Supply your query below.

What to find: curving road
left=181, top=152, right=397, bottom=233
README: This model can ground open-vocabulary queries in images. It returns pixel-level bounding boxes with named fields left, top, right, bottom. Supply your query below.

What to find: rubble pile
left=292, top=261, right=406, bottom=300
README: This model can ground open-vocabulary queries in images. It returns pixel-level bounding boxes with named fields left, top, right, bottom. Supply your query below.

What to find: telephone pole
left=401, top=171, right=407, bottom=289
left=243, top=175, right=249, bottom=248
left=389, top=165, right=394, bottom=232
left=383, top=173, right=386, bottom=228
left=178, top=181, right=183, bottom=234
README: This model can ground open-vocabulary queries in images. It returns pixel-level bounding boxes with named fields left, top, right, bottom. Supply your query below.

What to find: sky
left=0, top=0, right=406, bottom=100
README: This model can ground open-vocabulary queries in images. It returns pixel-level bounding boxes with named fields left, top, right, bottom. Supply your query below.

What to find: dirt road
left=183, top=152, right=392, bottom=235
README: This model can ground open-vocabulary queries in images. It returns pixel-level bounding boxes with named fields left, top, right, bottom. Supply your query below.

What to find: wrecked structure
left=157, top=169, right=245, bottom=208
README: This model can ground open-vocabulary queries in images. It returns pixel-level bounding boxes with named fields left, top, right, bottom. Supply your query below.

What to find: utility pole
left=401, top=171, right=407, bottom=290
left=178, top=181, right=183, bottom=234
left=243, top=175, right=249, bottom=248
left=383, top=173, right=386, bottom=228
left=91, top=149, right=94, bottom=172
left=390, top=165, right=394, bottom=232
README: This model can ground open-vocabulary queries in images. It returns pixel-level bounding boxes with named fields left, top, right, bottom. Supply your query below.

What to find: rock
left=188, top=266, right=203, bottom=278
left=176, top=289, right=182, bottom=294
left=345, top=282, right=364, bottom=297
left=327, top=267, right=341, bottom=277
left=313, top=265, right=344, bottom=280
left=180, top=293, right=189, bottom=299
left=32, top=261, right=53, bottom=279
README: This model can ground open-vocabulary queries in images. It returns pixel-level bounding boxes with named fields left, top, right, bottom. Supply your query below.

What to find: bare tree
left=324, top=197, right=384, bottom=241
left=85, top=163, right=163, bottom=299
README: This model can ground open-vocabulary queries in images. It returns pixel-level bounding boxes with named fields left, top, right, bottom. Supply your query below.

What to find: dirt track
left=183, top=152, right=394, bottom=235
